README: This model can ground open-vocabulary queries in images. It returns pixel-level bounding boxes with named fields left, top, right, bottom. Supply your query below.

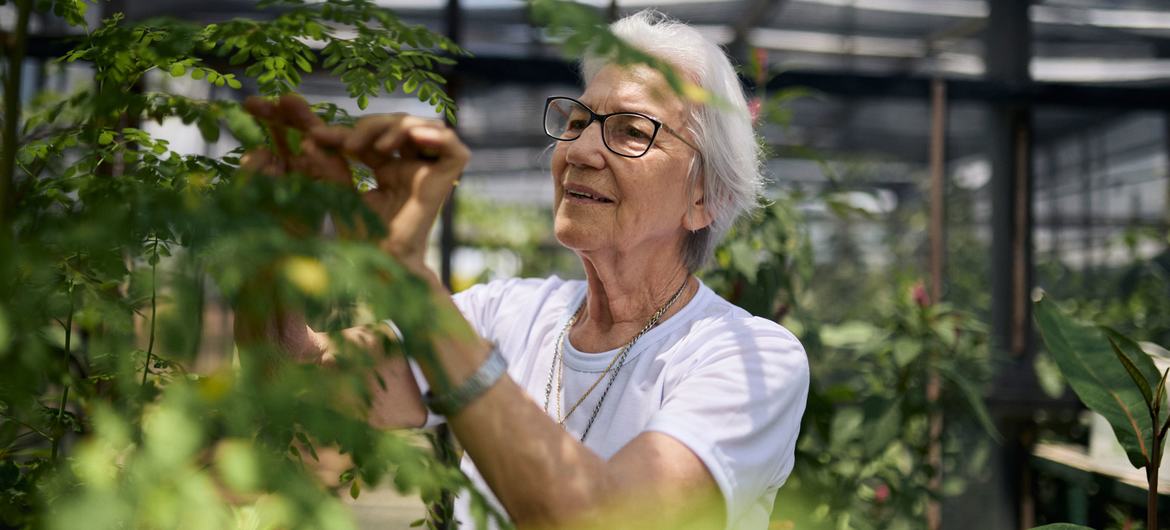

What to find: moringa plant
left=0, top=0, right=713, bottom=528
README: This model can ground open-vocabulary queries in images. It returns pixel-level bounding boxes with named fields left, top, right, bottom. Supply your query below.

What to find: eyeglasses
left=543, top=96, right=700, bottom=158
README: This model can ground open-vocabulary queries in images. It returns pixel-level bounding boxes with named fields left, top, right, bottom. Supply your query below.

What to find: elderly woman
left=243, top=10, right=808, bottom=530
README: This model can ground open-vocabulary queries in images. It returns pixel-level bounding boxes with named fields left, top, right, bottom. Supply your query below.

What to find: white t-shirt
left=412, top=276, right=809, bottom=529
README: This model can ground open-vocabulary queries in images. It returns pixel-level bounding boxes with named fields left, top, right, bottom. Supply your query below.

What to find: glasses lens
left=604, top=114, right=657, bottom=157
left=545, top=99, right=591, bottom=140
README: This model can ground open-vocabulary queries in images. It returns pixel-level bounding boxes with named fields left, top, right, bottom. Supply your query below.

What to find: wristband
left=424, top=346, right=507, bottom=417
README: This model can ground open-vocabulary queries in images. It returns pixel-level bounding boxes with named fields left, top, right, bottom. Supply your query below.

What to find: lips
left=563, top=184, right=614, bottom=204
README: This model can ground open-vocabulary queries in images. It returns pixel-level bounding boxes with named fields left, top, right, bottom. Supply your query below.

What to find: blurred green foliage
left=0, top=1, right=501, bottom=528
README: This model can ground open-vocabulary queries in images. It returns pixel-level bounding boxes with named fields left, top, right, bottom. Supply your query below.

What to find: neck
left=569, top=246, right=695, bottom=352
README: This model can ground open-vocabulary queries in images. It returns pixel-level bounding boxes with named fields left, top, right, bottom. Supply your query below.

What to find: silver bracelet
left=424, top=345, right=507, bottom=417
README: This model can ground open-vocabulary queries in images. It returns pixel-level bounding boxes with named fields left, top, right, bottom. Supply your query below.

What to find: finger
left=309, top=125, right=349, bottom=149
left=406, top=126, right=468, bottom=167
left=344, top=115, right=406, bottom=155
left=244, top=97, right=292, bottom=161
left=278, top=94, right=326, bottom=131
left=240, top=147, right=287, bottom=177
left=243, top=96, right=278, bottom=121
left=240, top=147, right=274, bottom=172
left=373, top=126, right=409, bottom=153
left=298, top=138, right=352, bottom=186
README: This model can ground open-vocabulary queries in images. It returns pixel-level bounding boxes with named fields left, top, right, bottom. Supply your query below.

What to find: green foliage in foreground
left=0, top=0, right=501, bottom=528
left=1, top=0, right=762, bottom=527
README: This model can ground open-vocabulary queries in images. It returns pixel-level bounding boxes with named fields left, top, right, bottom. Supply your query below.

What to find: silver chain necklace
left=543, top=277, right=690, bottom=442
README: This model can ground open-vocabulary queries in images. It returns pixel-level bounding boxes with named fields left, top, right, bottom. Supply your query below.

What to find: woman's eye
left=624, top=126, right=650, bottom=139
left=567, top=119, right=589, bottom=131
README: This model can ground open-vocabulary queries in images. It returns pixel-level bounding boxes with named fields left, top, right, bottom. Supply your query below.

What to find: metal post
left=981, top=2, right=1035, bottom=530
left=438, top=0, right=463, bottom=291
left=987, top=0, right=1033, bottom=359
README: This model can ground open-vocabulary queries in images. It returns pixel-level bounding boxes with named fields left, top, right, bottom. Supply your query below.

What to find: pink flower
left=749, top=98, right=763, bottom=126
left=911, top=281, right=931, bottom=308
left=874, top=483, right=890, bottom=504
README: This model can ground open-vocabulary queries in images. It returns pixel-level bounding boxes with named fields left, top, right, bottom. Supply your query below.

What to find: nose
left=563, top=121, right=607, bottom=169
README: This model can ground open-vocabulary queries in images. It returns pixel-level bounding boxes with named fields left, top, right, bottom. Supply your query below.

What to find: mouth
left=563, top=185, right=614, bottom=204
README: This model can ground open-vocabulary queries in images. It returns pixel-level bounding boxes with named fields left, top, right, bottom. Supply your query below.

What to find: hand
left=310, top=113, right=469, bottom=271
left=240, top=95, right=352, bottom=187
left=239, top=95, right=354, bottom=239
left=242, top=95, right=470, bottom=275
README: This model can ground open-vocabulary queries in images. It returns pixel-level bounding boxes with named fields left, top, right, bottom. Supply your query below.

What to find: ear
left=682, top=176, right=713, bottom=232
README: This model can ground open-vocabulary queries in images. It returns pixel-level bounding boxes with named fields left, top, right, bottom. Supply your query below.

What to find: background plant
left=1032, top=295, right=1170, bottom=530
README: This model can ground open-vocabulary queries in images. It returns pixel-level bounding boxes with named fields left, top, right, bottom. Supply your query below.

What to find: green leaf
left=1033, top=351, right=1067, bottom=399
left=892, top=338, right=922, bottom=367
left=349, top=479, right=361, bottom=500
left=1035, top=296, right=1154, bottom=469
left=224, top=106, right=265, bottom=148
left=937, top=364, right=1003, bottom=442
left=169, top=63, right=187, bottom=77
left=197, top=116, right=220, bottom=143
left=863, top=400, right=901, bottom=457
left=1157, top=367, right=1169, bottom=425
left=727, top=240, right=759, bottom=280
left=1105, top=328, right=1163, bottom=407
left=0, top=305, right=10, bottom=353
left=98, top=130, right=114, bottom=145
left=357, top=94, right=369, bottom=110
left=402, top=76, right=418, bottom=94
left=1110, top=337, right=1154, bottom=406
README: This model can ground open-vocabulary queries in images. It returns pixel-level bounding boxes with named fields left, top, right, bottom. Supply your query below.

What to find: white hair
left=581, top=9, right=765, bottom=272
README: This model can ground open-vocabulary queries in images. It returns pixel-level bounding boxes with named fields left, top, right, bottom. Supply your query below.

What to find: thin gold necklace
left=542, top=277, right=691, bottom=441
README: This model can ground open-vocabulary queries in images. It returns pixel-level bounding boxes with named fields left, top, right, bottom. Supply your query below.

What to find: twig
left=142, top=235, right=159, bottom=386
left=50, top=289, right=73, bottom=461
left=0, top=412, right=53, bottom=441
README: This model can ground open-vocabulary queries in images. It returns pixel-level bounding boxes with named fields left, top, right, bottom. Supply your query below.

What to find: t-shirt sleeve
left=405, top=278, right=529, bottom=429
left=643, top=320, right=809, bottom=528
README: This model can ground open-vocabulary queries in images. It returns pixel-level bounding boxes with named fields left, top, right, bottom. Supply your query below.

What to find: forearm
left=411, top=273, right=611, bottom=527
left=233, top=290, right=426, bottom=429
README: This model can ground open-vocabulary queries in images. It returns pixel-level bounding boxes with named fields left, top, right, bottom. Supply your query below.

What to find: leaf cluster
left=0, top=1, right=504, bottom=528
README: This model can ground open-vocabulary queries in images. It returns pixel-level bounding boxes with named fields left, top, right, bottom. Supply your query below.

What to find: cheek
left=550, top=143, right=568, bottom=176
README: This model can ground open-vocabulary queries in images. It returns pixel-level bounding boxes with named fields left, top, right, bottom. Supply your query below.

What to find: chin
left=553, top=214, right=604, bottom=253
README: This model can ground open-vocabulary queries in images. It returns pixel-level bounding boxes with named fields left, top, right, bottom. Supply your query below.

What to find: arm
left=410, top=272, right=725, bottom=530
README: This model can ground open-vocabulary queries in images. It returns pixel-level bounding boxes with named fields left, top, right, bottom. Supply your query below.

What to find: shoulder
left=452, top=275, right=583, bottom=340
left=454, top=275, right=580, bottom=312
left=674, top=284, right=808, bottom=378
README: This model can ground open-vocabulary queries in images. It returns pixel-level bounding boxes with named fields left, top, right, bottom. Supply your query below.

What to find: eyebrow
left=578, top=99, right=669, bottom=122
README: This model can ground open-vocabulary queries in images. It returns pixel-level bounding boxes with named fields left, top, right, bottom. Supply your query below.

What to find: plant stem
left=142, top=237, right=158, bottom=386
left=1149, top=462, right=1158, bottom=530
left=1150, top=428, right=1162, bottom=530
left=0, top=0, right=31, bottom=230
left=51, top=293, right=74, bottom=461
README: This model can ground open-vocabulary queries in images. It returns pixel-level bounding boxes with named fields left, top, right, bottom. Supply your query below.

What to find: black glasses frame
left=542, top=96, right=700, bottom=159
